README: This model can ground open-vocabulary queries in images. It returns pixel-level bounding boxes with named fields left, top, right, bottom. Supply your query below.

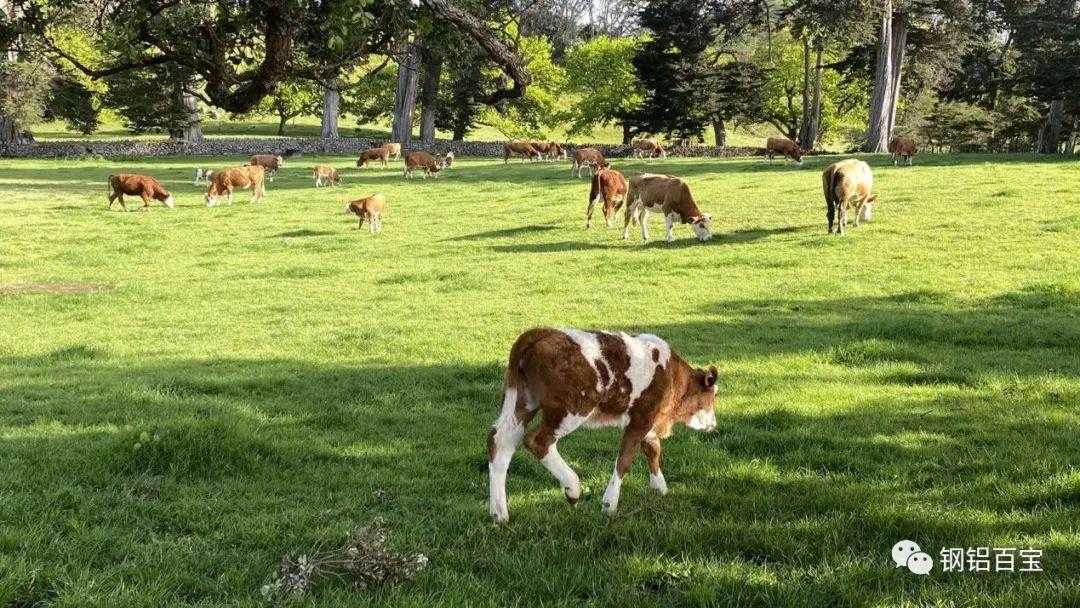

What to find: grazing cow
left=403, top=151, right=444, bottom=179
left=357, top=146, right=390, bottom=168
left=622, top=174, right=713, bottom=242
left=312, top=164, right=341, bottom=187
left=382, top=143, right=402, bottom=160
left=587, top=168, right=628, bottom=229
left=532, top=141, right=567, bottom=161
left=193, top=168, right=214, bottom=185
left=888, top=136, right=917, bottom=166
left=107, top=174, right=175, bottom=211
left=344, top=193, right=386, bottom=233
left=205, top=165, right=266, bottom=207
left=571, top=147, right=608, bottom=178
left=765, top=137, right=804, bottom=164
left=249, top=154, right=283, bottom=181
left=504, top=142, right=542, bottom=163
left=822, top=158, right=876, bottom=235
left=487, top=327, right=719, bottom=523
left=444, top=151, right=455, bottom=168
left=632, top=139, right=667, bottom=159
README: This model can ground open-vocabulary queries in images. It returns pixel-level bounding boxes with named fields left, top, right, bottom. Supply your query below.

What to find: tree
left=0, top=60, right=51, bottom=143
left=562, top=35, right=643, bottom=142
left=102, top=64, right=203, bottom=142
left=483, top=35, right=566, bottom=139
left=628, top=0, right=766, bottom=140
left=46, top=76, right=100, bottom=135
left=1013, top=0, right=1080, bottom=153
left=6, top=0, right=531, bottom=118
left=435, top=46, right=487, bottom=140
left=249, top=79, right=321, bottom=136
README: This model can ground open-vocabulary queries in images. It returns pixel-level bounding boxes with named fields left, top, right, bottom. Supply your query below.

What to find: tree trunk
left=806, top=44, right=824, bottom=150
left=320, top=80, right=341, bottom=139
left=171, top=87, right=203, bottom=143
left=453, top=124, right=467, bottom=141
left=392, top=45, right=421, bottom=144
left=418, top=47, right=442, bottom=147
left=885, top=15, right=908, bottom=136
left=713, top=119, right=726, bottom=147
left=277, top=114, right=288, bottom=136
left=621, top=122, right=633, bottom=144
left=0, top=115, right=18, bottom=144
left=798, top=37, right=811, bottom=147
left=1039, top=99, right=1064, bottom=154
left=865, top=3, right=894, bottom=152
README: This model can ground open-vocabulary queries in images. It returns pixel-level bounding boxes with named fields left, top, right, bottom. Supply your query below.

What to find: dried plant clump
left=261, top=520, right=428, bottom=604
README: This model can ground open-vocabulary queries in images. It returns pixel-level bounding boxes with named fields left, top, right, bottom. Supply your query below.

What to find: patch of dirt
left=0, top=282, right=113, bottom=295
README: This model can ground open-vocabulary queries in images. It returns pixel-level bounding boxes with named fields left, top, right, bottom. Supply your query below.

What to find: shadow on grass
left=271, top=229, right=338, bottom=238
left=443, top=224, right=559, bottom=242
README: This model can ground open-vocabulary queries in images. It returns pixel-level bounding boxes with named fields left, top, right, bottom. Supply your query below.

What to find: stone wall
left=0, top=137, right=765, bottom=159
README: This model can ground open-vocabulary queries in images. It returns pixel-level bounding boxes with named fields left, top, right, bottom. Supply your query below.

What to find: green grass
left=1, top=153, right=1079, bottom=607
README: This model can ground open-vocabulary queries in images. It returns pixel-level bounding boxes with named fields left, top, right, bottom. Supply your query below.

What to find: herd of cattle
left=99, top=134, right=924, bottom=522
left=104, top=134, right=918, bottom=237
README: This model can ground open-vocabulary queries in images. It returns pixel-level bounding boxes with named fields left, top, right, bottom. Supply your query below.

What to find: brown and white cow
left=822, top=158, right=876, bottom=235
left=888, top=136, right=917, bottom=166
left=487, top=327, right=719, bottom=523
left=504, top=142, right=542, bottom=164
left=765, top=137, right=804, bottom=164
left=403, top=151, right=445, bottom=179
left=205, top=165, right=266, bottom=207
left=344, top=193, right=386, bottom=233
left=632, top=138, right=666, bottom=159
left=587, top=167, right=628, bottom=229
left=312, top=164, right=341, bottom=187
left=249, top=154, right=284, bottom=181
left=382, top=142, right=402, bottom=160
left=571, top=147, right=608, bottom=178
left=622, top=174, right=713, bottom=242
left=107, top=174, right=175, bottom=211
left=444, top=151, right=455, bottom=168
left=357, top=146, right=390, bottom=168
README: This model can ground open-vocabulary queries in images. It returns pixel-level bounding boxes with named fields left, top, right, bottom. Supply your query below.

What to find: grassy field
left=1, top=152, right=1079, bottom=607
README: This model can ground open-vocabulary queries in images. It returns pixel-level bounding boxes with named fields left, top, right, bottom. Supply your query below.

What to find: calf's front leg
left=602, top=427, right=646, bottom=514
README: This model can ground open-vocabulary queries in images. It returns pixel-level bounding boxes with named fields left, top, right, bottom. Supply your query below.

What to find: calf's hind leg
left=524, top=410, right=584, bottom=504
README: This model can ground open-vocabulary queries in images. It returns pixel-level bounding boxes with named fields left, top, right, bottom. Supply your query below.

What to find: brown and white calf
left=632, top=138, right=666, bottom=159
left=205, top=165, right=266, bottom=206
left=357, top=146, right=390, bottom=168
left=765, top=137, right=804, bottom=164
left=444, top=151, right=455, bottom=168
left=249, top=154, right=284, bottom=181
left=571, top=147, right=608, bottom=178
left=532, top=141, right=567, bottom=161
left=403, top=151, right=444, bottom=179
left=312, top=164, right=341, bottom=187
left=108, top=174, right=175, bottom=211
left=623, top=173, right=713, bottom=242
left=504, top=142, right=542, bottom=163
left=488, top=327, right=718, bottom=522
left=344, top=193, right=386, bottom=233
left=888, top=136, right=917, bottom=166
left=587, top=167, right=628, bottom=229
left=822, top=158, right=876, bottom=235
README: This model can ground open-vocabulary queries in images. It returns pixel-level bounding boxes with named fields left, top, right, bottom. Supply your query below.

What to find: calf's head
left=690, top=214, right=713, bottom=241
left=675, top=366, right=719, bottom=431
left=159, top=192, right=176, bottom=208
